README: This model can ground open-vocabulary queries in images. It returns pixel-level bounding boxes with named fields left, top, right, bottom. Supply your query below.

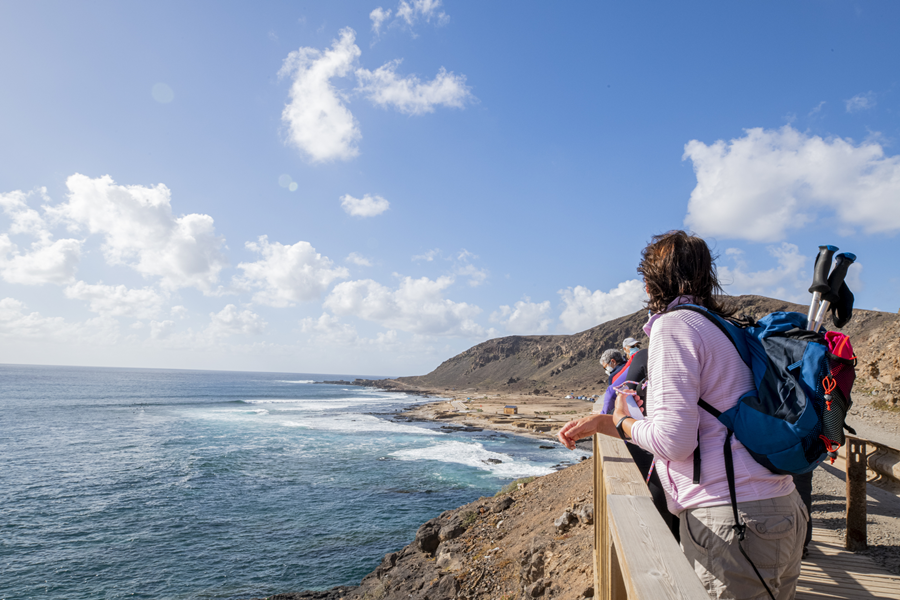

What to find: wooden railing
left=592, top=434, right=708, bottom=600
left=844, top=435, right=900, bottom=551
left=592, top=432, right=900, bottom=592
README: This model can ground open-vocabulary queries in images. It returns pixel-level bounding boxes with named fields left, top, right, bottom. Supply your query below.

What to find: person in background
left=559, top=230, right=805, bottom=600
left=619, top=345, right=681, bottom=540
left=622, top=337, right=641, bottom=357
left=792, top=471, right=813, bottom=559
left=597, top=349, right=630, bottom=414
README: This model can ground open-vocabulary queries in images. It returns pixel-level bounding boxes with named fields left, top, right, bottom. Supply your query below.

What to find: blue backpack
left=671, top=305, right=857, bottom=479
left=669, top=305, right=857, bottom=600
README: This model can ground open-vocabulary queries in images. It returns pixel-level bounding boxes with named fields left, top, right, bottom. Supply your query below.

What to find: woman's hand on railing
left=558, top=413, right=616, bottom=449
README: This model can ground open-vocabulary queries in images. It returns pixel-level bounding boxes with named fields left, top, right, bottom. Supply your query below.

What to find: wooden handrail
left=592, top=434, right=709, bottom=600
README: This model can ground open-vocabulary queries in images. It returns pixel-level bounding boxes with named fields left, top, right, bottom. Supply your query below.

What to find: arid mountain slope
left=392, top=295, right=900, bottom=401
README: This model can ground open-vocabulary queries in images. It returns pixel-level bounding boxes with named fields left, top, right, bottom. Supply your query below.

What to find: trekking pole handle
left=813, top=252, right=857, bottom=331
left=807, top=245, right=838, bottom=329
left=824, top=253, right=857, bottom=303
left=809, top=245, right=838, bottom=294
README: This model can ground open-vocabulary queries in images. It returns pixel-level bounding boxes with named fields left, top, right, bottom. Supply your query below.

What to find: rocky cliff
left=251, top=458, right=597, bottom=600
left=386, top=295, right=900, bottom=403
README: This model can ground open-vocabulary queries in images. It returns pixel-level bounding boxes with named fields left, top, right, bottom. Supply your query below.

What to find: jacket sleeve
left=630, top=315, right=705, bottom=462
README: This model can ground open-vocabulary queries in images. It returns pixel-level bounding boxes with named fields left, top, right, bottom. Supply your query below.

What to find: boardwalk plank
left=796, top=527, right=900, bottom=600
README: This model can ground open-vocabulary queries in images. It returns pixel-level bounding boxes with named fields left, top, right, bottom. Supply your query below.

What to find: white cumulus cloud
left=356, top=60, right=472, bottom=115
left=0, top=189, right=53, bottom=241
left=150, top=319, right=176, bottom=340
left=341, top=193, right=390, bottom=217
left=0, top=235, right=82, bottom=285
left=718, top=244, right=808, bottom=302
left=300, top=312, right=360, bottom=345
left=0, top=189, right=82, bottom=285
left=207, top=305, right=267, bottom=337
left=683, top=126, right=900, bottom=242
left=47, top=174, right=227, bottom=292
left=0, top=297, right=119, bottom=344
left=64, top=281, right=166, bottom=319
left=558, top=280, right=647, bottom=333
left=324, top=275, right=483, bottom=337
left=279, top=28, right=362, bottom=163
left=235, top=236, right=349, bottom=307
left=490, top=298, right=552, bottom=334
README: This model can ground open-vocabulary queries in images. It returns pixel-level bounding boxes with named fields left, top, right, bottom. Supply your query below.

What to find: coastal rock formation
left=253, top=460, right=597, bottom=600
left=347, top=460, right=596, bottom=600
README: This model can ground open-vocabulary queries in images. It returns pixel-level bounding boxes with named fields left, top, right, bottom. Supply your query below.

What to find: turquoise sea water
left=0, top=364, right=584, bottom=599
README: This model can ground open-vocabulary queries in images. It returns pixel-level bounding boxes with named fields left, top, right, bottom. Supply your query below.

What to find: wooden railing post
left=592, top=434, right=709, bottom=600
left=594, top=434, right=613, bottom=600
left=846, top=436, right=867, bottom=551
left=593, top=434, right=603, bottom=599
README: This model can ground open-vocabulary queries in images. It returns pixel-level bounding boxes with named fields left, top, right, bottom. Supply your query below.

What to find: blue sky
left=1, top=1, right=898, bottom=375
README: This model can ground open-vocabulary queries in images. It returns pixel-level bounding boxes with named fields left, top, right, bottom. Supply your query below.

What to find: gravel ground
left=811, top=462, right=900, bottom=574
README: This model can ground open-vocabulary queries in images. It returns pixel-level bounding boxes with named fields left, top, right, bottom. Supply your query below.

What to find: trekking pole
left=807, top=245, right=838, bottom=330
left=812, top=252, right=856, bottom=332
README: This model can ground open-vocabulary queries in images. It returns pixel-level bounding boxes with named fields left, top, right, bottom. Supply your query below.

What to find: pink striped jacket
left=629, top=297, right=795, bottom=514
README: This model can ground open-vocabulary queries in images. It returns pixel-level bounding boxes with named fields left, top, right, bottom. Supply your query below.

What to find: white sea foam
left=279, top=414, right=443, bottom=436
left=275, top=380, right=315, bottom=384
left=390, top=441, right=555, bottom=479
left=242, top=395, right=402, bottom=406
left=247, top=409, right=269, bottom=415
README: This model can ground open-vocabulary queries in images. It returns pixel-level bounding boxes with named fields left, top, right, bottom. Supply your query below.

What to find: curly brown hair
left=637, top=230, right=734, bottom=316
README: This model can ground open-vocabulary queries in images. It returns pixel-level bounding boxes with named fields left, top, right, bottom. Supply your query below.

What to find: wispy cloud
left=341, top=193, right=390, bottom=217
left=64, top=281, right=166, bottom=319
left=346, top=252, right=373, bottom=267
left=356, top=60, right=472, bottom=115
left=845, top=91, right=876, bottom=113
left=371, top=0, right=449, bottom=37
left=370, top=7, right=392, bottom=35
left=396, top=0, right=449, bottom=27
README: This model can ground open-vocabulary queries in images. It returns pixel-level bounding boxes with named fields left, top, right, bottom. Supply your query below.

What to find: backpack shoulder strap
left=669, top=305, right=776, bottom=600
left=669, top=304, right=747, bottom=364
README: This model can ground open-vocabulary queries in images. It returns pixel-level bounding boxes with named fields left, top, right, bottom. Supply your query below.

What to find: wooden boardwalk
left=798, top=527, right=900, bottom=599
left=593, top=434, right=900, bottom=600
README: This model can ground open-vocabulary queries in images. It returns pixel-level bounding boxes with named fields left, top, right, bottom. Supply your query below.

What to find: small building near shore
left=504, top=405, right=518, bottom=415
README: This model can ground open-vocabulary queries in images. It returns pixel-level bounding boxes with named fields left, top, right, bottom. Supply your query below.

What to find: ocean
left=0, top=364, right=584, bottom=599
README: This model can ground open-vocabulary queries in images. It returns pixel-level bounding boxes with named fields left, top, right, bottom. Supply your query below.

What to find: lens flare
left=151, top=83, right=174, bottom=103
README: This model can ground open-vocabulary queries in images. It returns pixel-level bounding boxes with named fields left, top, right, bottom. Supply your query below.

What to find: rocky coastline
left=249, top=296, right=900, bottom=599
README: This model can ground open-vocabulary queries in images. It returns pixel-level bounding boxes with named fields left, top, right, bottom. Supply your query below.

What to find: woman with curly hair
left=559, top=230, right=805, bottom=600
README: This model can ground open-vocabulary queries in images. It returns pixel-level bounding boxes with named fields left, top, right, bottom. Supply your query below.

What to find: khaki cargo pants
left=680, top=489, right=808, bottom=600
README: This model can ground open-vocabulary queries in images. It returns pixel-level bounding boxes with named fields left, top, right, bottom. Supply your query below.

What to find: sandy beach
left=400, top=389, right=599, bottom=444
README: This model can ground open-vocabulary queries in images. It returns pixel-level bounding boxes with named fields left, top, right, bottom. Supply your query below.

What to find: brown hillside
left=393, top=295, right=900, bottom=402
